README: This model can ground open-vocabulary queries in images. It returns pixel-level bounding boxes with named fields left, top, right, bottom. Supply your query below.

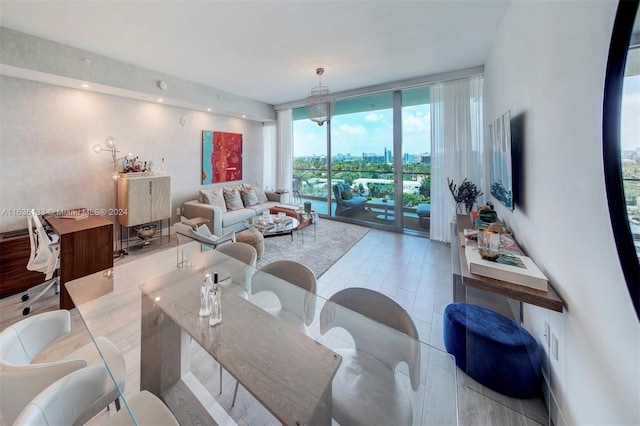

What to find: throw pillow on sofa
left=240, top=187, right=259, bottom=207
left=223, top=187, right=244, bottom=211
left=201, top=188, right=227, bottom=212
left=245, top=183, right=269, bottom=204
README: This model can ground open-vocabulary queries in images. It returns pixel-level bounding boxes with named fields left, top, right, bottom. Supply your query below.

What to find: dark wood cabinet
left=46, top=216, right=113, bottom=310
left=0, top=230, right=44, bottom=298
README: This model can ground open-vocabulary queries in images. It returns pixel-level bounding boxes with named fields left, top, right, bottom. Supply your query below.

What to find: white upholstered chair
left=320, top=287, right=420, bottom=426
left=13, top=364, right=178, bottom=426
left=21, top=209, right=61, bottom=315
left=251, top=260, right=317, bottom=332
left=230, top=260, right=317, bottom=405
left=0, top=310, right=126, bottom=425
left=215, top=242, right=257, bottom=298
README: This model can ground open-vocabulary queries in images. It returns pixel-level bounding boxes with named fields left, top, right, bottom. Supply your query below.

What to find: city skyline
left=293, top=74, right=638, bottom=156
left=293, top=105, right=431, bottom=158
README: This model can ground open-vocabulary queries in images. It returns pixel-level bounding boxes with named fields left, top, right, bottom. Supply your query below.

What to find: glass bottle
left=199, top=273, right=213, bottom=316
left=209, top=272, right=222, bottom=326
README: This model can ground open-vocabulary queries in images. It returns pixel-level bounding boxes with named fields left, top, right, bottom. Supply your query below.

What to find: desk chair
left=175, top=216, right=235, bottom=267
left=320, top=287, right=420, bottom=426
left=230, top=260, right=317, bottom=405
left=21, top=209, right=61, bottom=315
left=0, top=310, right=126, bottom=425
left=14, top=364, right=178, bottom=426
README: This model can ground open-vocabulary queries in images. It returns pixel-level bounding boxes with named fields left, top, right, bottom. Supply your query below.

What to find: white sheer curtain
left=262, top=121, right=276, bottom=190
left=276, top=109, right=293, bottom=203
left=430, top=76, right=484, bottom=242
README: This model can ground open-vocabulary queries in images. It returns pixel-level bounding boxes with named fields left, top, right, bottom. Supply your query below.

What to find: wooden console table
left=453, top=214, right=563, bottom=313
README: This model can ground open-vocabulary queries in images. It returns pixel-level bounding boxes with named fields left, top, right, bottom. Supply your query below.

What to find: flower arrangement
left=447, top=178, right=483, bottom=214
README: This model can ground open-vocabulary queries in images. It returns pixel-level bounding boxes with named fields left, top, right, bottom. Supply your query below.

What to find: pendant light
left=305, top=67, right=336, bottom=126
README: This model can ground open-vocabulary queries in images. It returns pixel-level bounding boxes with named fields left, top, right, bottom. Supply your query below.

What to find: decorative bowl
left=136, top=224, right=158, bottom=240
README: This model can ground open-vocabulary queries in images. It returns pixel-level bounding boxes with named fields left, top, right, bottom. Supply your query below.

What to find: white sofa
left=183, top=184, right=282, bottom=236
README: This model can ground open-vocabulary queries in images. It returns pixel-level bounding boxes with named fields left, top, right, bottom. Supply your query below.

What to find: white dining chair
left=215, top=242, right=257, bottom=298
left=0, top=310, right=126, bottom=425
left=230, top=260, right=317, bottom=405
left=320, top=287, right=420, bottom=426
left=210, top=242, right=257, bottom=395
left=14, top=364, right=178, bottom=426
left=251, top=259, right=317, bottom=331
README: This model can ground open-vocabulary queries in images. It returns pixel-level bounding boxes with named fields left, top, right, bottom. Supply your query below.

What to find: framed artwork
left=202, top=130, right=243, bottom=184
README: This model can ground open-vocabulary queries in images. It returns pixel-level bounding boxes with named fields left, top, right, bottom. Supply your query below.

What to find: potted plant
left=447, top=178, right=483, bottom=214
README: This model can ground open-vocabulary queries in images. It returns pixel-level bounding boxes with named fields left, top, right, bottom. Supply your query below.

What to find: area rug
left=257, top=219, right=370, bottom=278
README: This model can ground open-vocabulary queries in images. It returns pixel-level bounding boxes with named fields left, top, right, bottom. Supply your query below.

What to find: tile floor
left=0, top=226, right=549, bottom=425
left=320, top=229, right=549, bottom=426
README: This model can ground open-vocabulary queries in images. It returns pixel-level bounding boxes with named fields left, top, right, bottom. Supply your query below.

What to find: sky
left=622, top=74, right=640, bottom=152
left=293, top=76, right=639, bottom=158
left=293, top=105, right=430, bottom=158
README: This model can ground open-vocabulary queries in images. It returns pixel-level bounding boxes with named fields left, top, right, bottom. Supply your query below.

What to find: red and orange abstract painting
left=202, top=130, right=242, bottom=184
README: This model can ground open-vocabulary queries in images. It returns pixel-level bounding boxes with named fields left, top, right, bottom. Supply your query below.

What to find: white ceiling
left=0, top=0, right=509, bottom=106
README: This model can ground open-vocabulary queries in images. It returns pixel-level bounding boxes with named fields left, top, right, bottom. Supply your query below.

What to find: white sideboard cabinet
left=117, top=175, right=171, bottom=252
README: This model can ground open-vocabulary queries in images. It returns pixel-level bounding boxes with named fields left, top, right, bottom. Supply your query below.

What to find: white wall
left=0, top=76, right=264, bottom=232
left=485, top=1, right=639, bottom=425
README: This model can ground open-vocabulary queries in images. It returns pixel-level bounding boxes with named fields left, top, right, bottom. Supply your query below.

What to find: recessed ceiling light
left=157, top=98, right=163, bottom=102
left=81, top=83, right=90, bottom=88
left=242, top=114, right=246, bottom=118
left=207, top=108, right=212, bottom=112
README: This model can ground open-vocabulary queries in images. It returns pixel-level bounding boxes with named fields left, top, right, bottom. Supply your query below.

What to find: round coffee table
left=245, top=214, right=299, bottom=241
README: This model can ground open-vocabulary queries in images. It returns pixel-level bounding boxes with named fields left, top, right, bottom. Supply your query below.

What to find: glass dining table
left=66, top=242, right=458, bottom=425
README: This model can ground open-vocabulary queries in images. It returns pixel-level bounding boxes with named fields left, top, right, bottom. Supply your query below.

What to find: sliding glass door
left=292, top=118, right=328, bottom=214
left=330, top=93, right=395, bottom=228
left=292, top=88, right=431, bottom=235
left=401, top=86, right=431, bottom=234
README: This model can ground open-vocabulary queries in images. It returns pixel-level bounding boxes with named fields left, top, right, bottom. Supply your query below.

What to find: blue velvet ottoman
left=443, top=302, right=542, bottom=398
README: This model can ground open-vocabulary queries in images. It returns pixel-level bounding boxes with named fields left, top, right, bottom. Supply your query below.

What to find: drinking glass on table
left=478, top=230, right=500, bottom=260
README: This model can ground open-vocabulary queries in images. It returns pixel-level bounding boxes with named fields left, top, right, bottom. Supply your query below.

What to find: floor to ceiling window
left=292, top=88, right=431, bottom=234
left=622, top=50, right=640, bottom=258
left=292, top=118, right=328, bottom=213
left=401, top=86, right=431, bottom=233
